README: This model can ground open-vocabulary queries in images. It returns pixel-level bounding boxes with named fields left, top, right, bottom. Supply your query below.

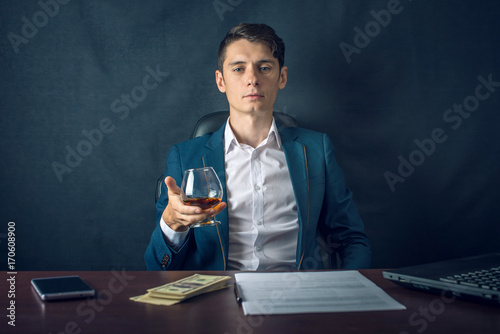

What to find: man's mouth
left=244, top=93, right=264, bottom=99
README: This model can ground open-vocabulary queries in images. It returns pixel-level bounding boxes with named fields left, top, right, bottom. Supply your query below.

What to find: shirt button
left=256, top=246, right=262, bottom=252
left=255, top=185, right=260, bottom=191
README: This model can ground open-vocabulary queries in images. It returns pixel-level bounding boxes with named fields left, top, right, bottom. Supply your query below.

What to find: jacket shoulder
left=280, top=126, right=329, bottom=143
left=174, top=133, right=212, bottom=150
left=174, top=123, right=225, bottom=151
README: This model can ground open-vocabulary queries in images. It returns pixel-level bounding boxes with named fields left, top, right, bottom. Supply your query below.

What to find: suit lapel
left=279, top=126, right=309, bottom=265
left=202, top=124, right=226, bottom=197
left=200, top=124, right=229, bottom=267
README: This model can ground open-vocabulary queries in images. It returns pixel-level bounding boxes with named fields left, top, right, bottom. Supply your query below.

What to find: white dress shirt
left=160, top=117, right=299, bottom=270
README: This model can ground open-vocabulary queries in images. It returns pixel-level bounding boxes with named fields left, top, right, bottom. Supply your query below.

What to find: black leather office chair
left=155, top=111, right=298, bottom=203
left=189, top=110, right=298, bottom=139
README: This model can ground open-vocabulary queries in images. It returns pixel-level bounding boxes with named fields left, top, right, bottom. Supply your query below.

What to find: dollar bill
left=130, top=293, right=182, bottom=306
left=147, top=274, right=231, bottom=299
left=130, top=274, right=231, bottom=306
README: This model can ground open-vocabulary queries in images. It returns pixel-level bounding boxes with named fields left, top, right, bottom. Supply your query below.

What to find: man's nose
left=246, top=67, right=259, bottom=86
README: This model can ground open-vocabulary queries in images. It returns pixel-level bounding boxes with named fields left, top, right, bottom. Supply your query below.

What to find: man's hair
left=217, top=23, right=285, bottom=72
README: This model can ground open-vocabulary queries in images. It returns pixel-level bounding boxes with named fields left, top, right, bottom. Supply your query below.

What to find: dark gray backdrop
left=1, top=0, right=499, bottom=270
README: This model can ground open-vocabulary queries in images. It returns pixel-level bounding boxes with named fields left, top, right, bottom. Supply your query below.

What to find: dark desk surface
left=2, top=270, right=499, bottom=334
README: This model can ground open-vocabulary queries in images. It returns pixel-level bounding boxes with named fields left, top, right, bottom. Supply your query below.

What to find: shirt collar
left=224, top=116, right=282, bottom=154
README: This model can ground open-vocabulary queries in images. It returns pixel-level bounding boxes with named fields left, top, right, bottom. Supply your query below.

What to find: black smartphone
left=31, top=275, right=95, bottom=301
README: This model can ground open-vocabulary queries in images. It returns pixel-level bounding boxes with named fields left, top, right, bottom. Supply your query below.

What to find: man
left=145, top=23, right=371, bottom=270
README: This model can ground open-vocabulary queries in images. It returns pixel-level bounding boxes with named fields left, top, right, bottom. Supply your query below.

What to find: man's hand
left=161, top=176, right=227, bottom=231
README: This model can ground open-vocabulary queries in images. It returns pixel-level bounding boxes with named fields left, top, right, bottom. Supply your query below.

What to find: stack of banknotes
left=130, top=274, right=231, bottom=306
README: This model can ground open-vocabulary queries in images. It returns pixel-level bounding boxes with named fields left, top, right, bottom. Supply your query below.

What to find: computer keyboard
left=440, top=267, right=500, bottom=290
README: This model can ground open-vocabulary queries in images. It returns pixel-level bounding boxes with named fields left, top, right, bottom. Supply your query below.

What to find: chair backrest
left=155, top=111, right=299, bottom=203
left=190, top=111, right=298, bottom=139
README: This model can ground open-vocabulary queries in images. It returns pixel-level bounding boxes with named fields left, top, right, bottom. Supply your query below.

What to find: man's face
left=215, top=39, right=287, bottom=117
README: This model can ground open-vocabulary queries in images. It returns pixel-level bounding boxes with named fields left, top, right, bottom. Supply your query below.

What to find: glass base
left=190, top=219, right=221, bottom=228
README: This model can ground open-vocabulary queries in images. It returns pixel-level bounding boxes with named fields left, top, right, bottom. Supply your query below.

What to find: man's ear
left=215, top=70, right=226, bottom=93
left=278, top=66, right=288, bottom=90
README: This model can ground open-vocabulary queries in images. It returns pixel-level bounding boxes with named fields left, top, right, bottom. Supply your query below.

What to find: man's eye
left=260, top=67, right=270, bottom=71
left=233, top=68, right=243, bottom=72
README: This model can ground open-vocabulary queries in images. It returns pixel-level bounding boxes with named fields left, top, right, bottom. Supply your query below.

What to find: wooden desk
left=2, top=270, right=499, bottom=333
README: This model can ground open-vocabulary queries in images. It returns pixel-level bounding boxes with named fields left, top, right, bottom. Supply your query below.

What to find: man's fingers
left=165, top=176, right=181, bottom=195
left=213, top=202, right=227, bottom=214
left=176, top=202, right=203, bottom=215
left=163, top=175, right=227, bottom=225
left=176, top=202, right=227, bottom=221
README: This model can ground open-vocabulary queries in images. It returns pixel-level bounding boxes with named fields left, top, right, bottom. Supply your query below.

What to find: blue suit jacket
left=145, top=123, right=371, bottom=270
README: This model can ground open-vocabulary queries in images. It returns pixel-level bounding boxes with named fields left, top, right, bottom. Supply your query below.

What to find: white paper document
left=234, top=271, right=406, bottom=315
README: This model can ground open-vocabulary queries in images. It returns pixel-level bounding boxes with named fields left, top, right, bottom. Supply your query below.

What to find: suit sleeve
left=320, top=134, right=371, bottom=269
left=144, top=145, right=192, bottom=270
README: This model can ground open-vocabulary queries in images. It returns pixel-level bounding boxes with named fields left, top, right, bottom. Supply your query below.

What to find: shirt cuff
left=160, top=217, right=189, bottom=251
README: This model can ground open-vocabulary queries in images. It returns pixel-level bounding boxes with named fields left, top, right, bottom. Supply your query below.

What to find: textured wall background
left=1, top=0, right=499, bottom=270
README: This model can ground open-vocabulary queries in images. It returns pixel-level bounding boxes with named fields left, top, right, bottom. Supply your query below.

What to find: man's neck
left=228, top=111, right=273, bottom=148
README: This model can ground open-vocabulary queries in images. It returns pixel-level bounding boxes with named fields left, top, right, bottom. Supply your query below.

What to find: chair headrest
left=190, top=111, right=298, bottom=139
